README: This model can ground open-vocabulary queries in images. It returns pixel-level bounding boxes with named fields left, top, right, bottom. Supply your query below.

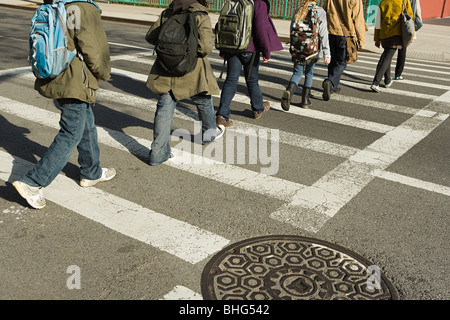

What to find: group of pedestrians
left=283, top=0, right=422, bottom=108
left=12, top=0, right=422, bottom=210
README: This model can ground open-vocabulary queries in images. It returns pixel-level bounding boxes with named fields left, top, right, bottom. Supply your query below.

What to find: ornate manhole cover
left=201, top=235, right=398, bottom=300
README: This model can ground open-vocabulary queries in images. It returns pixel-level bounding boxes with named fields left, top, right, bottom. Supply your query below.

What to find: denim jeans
left=327, top=35, right=347, bottom=90
left=290, top=62, right=315, bottom=88
left=22, top=98, right=102, bottom=187
left=216, top=51, right=264, bottom=120
left=149, top=91, right=218, bottom=166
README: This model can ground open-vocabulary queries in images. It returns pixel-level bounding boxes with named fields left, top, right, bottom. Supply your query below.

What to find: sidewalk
left=1, top=0, right=449, bottom=61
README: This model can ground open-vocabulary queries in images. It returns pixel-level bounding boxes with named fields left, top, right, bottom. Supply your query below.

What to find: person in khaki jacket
left=322, top=0, right=366, bottom=101
left=13, top=0, right=115, bottom=210
left=145, top=0, right=224, bottom=166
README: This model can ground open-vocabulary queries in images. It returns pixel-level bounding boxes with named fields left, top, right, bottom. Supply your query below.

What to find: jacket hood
left=170, top=0, right=207, bottom=12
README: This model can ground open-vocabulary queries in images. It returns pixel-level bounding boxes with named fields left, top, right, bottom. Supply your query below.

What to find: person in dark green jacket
left=13, top=1, right=116, bottom=209
left=145, top=0, right=224, bottom=166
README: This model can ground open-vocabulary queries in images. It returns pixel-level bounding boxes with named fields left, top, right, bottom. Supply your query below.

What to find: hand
left=324, top=57, right=331, bottom=65
left=375, top=41, right=380, bottom=48
left=262, top=57, right=269, bottom=63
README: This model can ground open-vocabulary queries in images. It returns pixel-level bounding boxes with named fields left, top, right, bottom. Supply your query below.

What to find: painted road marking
left=0, top=150, right=230, bottom=264
left=112, top=53, right=443, bottom=99
left=372, top=170, right=450, bottom=197
left=14, top=69, right=360, bottom=158
left=162, top=286, right=202, bottom=300
left=270, top=95, right=449, bottom=232
left=0, top=97, right=306, bottom=201
left=106, top=66, right=402, bottom=133
left=1, top=55, right=449, bottom=235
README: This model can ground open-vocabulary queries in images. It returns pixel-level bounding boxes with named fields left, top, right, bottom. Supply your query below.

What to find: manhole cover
left=201, top=235, right=398, bottom=300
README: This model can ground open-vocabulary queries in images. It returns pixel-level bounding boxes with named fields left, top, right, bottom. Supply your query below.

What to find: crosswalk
left=1, top=45, right=449, bottom=299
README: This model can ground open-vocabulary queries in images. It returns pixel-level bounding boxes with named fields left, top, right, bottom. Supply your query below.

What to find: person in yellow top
left=370, top=0, right=414, bottom=92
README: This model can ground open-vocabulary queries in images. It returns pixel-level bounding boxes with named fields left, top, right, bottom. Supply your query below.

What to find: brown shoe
left=253, top=101, right=270, bottom=119
left=216, top=115, right=233, bottom=127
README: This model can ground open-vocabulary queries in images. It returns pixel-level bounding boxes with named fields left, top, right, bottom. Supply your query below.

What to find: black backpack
left=154, top=9, right=205, bottom=77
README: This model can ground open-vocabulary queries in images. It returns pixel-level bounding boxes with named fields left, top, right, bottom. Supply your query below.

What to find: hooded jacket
left=34, top=2, right=111, bottom=103
left=324, top=0, right=366, bottom=49
left=145, top=0, right=219, bottom=101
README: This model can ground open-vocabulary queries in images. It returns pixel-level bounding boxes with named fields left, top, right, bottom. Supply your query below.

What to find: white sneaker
left=370, top=84, right=380, bottom=93
left=215, top=125, right=225, bottom=141
left=203, top=125, right=225, bottom=144
left=385, top=80, right=393, bottom=88
left=80, top=168, right=116, bottom=187
left=12, top=181, right=46, bottom=209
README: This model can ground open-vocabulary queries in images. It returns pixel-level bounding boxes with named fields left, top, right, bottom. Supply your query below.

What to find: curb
left=4, top=3, right=447, bottom=60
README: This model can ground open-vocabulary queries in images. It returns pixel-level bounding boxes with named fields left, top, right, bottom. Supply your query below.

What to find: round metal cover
left=201, top=235, right=398, bottom=300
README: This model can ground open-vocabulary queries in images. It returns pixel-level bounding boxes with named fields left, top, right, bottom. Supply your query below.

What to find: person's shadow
left=0, top=114, right=80, bottom=207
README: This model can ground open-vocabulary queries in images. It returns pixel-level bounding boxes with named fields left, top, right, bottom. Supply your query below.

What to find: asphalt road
left=0, top=7, right=449, bottom=301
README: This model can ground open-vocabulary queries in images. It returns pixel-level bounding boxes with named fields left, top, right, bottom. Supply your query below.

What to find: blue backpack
left=29, top=0, right=100, bottom=79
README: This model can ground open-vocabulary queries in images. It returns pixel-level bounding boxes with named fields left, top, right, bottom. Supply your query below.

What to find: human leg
left=149, top=91, right=177, bottom=165
left=21, top=99, right=90, bottom=188
left=281, top=63, right=304, bottom=111
left=326, top=35, right=347, bottom=92
left=76, top=103, right=102, bottom=181
left=395, top=47, right=406, bottom=79
left=301, top=63, right=315, bottom=109
left=192, top=94, right=224, bottom=144
left=242, top=52, right=266, bottom=114
left=372, top=47, right=396, bottom=90
left=216, top=54, right=242, bottom=123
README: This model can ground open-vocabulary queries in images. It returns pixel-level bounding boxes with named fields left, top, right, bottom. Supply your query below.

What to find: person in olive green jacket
left=370, top=0, right=414, bottom=92
left=145, top=0, right=224, bottom=166
left=13, top=1, right=115, bottom=210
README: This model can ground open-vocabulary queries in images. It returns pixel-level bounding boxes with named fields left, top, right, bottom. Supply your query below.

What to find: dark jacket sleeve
left=75, top=6, right=111, bottom=80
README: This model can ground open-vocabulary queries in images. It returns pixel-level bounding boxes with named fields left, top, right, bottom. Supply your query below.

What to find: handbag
left=401, top=0, right=415, bottom=48
left=344, top=33, right=359, bottom=64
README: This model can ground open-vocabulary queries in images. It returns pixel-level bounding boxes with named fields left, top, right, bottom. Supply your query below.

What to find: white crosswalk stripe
left=1, top=50, right=449, bottom=280
left=0, top=150, right=230, bottom=264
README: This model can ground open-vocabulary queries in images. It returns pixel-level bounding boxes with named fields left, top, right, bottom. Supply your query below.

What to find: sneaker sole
left=281, top=91, right=291, bottom=111
left=12, top=181, right=46, bottom=209
left=80, top=169, right=116, bottom=187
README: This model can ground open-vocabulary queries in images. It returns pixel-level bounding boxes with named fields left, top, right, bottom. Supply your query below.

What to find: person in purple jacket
left=215, top=0, right=283, bottom=127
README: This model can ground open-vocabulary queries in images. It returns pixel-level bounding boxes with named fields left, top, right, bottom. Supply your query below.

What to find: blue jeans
left=216, top=51, right=264, bottom=120
left=22, top=98, right=102, bottom=187
left=290, top=62, right=315, bottom=87
left=149, top=91, right=218, bottom=166
left=327, top=35, right=347, bottom=90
